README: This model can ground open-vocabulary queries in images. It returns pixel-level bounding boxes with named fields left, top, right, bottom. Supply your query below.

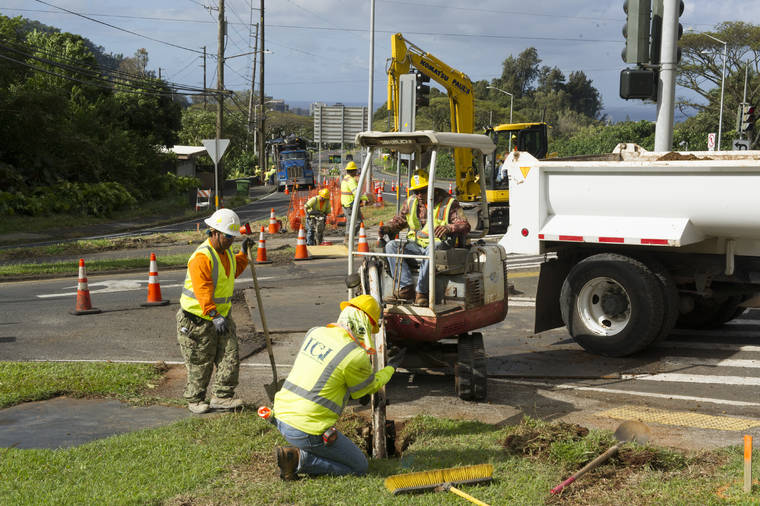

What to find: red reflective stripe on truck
left=558, top=235, right=583, bottom=242
left=641, top=238, right=669, bottom=245
left=598, top=237, right=625, bottom=243
left=538, top=234, right=545, bottom=239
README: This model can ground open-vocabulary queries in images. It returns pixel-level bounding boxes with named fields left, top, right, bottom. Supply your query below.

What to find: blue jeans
left=385, top=239, right=433, bottom=294
left=275, top=418, right=368, bottom=477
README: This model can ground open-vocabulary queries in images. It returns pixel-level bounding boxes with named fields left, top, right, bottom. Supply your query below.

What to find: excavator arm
left=387, top=33, right=480, bottom=201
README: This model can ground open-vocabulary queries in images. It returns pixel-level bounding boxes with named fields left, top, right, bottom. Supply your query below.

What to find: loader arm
left=387, top=33, right=479, bottom=201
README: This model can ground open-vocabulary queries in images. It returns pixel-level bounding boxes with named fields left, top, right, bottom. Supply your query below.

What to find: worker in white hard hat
left=177, top=208, right=254, bottom=414
left=304, top=187, right=332, bottom=245
left=379, top=170, right=471, bottom=306
left=271, top=294, right=405, bottom=480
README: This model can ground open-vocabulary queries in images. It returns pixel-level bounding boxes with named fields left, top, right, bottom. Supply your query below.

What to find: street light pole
left=487, top=85, right=514, bottom=149
left=689, top=29, right=727, bottom=151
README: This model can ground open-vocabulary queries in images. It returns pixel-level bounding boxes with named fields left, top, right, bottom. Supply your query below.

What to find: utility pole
left=202, top=46, right=207, bottom=110
left=158, top=68, right=162, bottom=80
left=215, top=0, right=225, bottom=209
left=258, top=0, right=265, bottom=172
left=654, top=0, right=679, bottom=152
left=247, top=23, right=259, bottom=152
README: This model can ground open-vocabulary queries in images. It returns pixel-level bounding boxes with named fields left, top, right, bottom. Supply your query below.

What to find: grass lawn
left=2, top=362, right=760, bottom=505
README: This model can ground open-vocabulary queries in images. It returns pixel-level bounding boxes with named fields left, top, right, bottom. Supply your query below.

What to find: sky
left=2, top=0, right=759, bottom=122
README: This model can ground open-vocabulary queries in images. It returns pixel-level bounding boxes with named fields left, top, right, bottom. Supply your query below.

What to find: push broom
left=384, top=463, right=493, bottom=506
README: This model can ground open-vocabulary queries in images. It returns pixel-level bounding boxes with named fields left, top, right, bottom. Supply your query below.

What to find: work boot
left=415, top=292, right=429, bottom=306
left=385, top=285, right=415, bottom=302
left=188, top=401, right=209, bottom=414
left=276, top=446, right=301, bottom=481
left=210, top=396, right=243, bottom=410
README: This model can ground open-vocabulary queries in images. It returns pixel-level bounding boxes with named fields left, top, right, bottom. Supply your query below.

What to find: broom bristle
left=384, top=463, right=493, bottom=494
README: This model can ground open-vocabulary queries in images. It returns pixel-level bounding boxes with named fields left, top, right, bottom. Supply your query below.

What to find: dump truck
left=500, top=143, right=760, bottom=357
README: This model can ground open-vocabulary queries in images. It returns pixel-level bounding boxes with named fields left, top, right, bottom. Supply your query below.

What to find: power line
left=31, top=0, right=205, bottom=54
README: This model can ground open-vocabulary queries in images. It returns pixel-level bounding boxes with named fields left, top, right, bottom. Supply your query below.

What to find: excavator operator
left=378, top=170, right=471, bottom=306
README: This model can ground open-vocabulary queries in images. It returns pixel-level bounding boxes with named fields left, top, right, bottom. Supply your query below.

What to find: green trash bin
left=236, top=179, right=250, bottom=195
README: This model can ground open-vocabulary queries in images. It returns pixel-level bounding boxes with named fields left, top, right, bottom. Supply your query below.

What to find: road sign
left=707, top=132, right=716, bottom=151
left=201, top=138, right=230, bottom=164
left=733, top=139, right=751, bottom=151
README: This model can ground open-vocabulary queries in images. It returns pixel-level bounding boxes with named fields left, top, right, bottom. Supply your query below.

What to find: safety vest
left=406, top=194, right=455, bottom=247
left=340, top=175, right=359, bottom=207
left=179, top=239, right=236, bottom=318
left=305, top=195, right=330, bottom=214
left=273, top=324, right=393, bottom=435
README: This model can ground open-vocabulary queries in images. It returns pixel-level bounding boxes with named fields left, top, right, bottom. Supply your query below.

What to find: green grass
left=2, top=364, right=759, bottom=506
left=0, top=253, right=190, bottom=278
left=0, top=361, right=163, bottom=408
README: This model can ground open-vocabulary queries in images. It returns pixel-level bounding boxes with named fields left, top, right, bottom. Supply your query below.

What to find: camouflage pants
left=176, top=309, right=239, bottom=402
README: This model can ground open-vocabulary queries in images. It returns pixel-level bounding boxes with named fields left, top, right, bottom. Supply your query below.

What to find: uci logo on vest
left=302, top=336, right=333, bottom=362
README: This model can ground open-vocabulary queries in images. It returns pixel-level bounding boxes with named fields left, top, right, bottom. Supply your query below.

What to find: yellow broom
left=384, top=463, right=493, bottom=506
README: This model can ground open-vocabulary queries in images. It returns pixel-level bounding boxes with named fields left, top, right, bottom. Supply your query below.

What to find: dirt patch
left=502, top=420, right=589, bottom=457
left=656, top=152, right=712, bottom=161
left=149, top=363, right=186, bottom=400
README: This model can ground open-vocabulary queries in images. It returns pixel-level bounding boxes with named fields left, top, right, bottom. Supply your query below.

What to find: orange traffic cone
left=357, top=222, right=370, bottom=253
left=240, top=222, right=252, bottom=235
left=268, top=208, right=279, bottom=234
left=391, top=181, right=395, bottom=192
left=71, top=258, right=101, bottom=315
left=293, top=225, right=310, bottom=261
left=376, top=187, right=384, bottom=206
left=141, top=253, right=170, bottom=306
left=256, top=226, right=272, bottom=264
left=375, top=221, right=385, bottom=249
left=284, top=186, right=290, bottom=195
left=448, top=182, right=453, bottom=195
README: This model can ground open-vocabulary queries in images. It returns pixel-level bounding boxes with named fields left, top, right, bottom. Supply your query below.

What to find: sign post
left=202, top=138, right=230, bottom=209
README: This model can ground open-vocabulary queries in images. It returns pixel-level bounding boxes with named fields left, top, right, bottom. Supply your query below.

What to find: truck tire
left=455, top=333, right=487, bottom=401
left=642, top=258, right=679, bottom=343
left=559, top=253, right=664, bottom=357
left=677, top=295, right=742, bottom=329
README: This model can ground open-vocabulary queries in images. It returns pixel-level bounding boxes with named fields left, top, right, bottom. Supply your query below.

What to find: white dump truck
left=499, top=143, right=760, bottom=357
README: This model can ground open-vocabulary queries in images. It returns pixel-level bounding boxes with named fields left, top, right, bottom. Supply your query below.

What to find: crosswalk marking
left=598, top=405, right=760, bottom=431
left=622, top=372, right=760, bottom=387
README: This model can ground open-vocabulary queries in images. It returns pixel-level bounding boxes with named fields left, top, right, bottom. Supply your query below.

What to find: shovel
left=246, top=250, right=284, bottom=401
left=550, top=420, right=651, bottom=495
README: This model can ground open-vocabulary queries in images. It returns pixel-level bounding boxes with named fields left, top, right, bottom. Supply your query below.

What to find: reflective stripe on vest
left=405, top=195, right=455, bottom=247
left=180, top=240, right=235, bottom=318
left=282, top=331, right=360, bottom=415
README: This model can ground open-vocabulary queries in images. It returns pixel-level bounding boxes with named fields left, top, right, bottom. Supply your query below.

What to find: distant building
left=310, top=101, right=327, bottom=116
left=163, top=145, right=207, bottom=178
left=269, top=99, right=287, bottom=112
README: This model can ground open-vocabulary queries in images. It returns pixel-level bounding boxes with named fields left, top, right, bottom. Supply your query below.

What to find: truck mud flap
left=534, top=257, right=573, bottom=334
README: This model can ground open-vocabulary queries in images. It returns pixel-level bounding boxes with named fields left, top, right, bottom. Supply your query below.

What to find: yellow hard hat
left=340, top=294, right=381, bottom=333
left=345, top=161, right=358, bottom=172
left=318, top=188, right=330, bottom=199
left=409, top=170, right=429, bottom=191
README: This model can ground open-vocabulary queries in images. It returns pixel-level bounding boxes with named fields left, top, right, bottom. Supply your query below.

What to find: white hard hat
left=204, top=208, right=242, bottom=237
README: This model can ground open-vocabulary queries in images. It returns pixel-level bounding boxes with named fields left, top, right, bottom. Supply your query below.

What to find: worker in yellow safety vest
left=304, top=187, right=331, bottom=245
left=271, top=295, right=405, bottom=480
left=177, top=208, right=254, bottom=413
left=378, top=170, right=470, bottom=306
left=340, top=161, right=368, bottom=239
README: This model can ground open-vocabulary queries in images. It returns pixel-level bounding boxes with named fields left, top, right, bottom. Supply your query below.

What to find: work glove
left=212, top=314, right=228, bottom=334
left=386, top=347, right=407, bottom=370
left=241, top=238, right=254, bottom=257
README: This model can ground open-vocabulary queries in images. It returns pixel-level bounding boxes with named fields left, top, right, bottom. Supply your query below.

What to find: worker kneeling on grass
left=272, top=295, right=405, bottom=480
left=304, top=187, right=331, bottom=246
left=379, top=170, right=471, bottom=306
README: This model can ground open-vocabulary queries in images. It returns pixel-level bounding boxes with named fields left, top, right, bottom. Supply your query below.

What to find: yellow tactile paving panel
left=598, top=405, right=760, bottom=431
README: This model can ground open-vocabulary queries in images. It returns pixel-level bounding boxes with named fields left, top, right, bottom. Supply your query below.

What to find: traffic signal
left=622, top=0, right=651, bottom=64
left=620, top=68, right=658, bottom=100
left=740, top=104, right=756, bottom=134
left=650, top=0, right=684, bottom=65
left=414, top=70, right=430, bottom=108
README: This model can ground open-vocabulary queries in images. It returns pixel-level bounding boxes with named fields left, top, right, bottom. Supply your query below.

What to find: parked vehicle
left=270, top=135, right=315, bottom=192
left=500, top=143, right=760, bottom=357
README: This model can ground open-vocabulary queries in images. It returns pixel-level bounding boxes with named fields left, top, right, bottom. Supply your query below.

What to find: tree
left=679, top=22, right=760, bottom=147
left=495, top=47, right=540, bottom=99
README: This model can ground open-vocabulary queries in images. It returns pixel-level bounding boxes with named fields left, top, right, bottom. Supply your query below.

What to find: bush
left=0, top=181, right=138, bottom=217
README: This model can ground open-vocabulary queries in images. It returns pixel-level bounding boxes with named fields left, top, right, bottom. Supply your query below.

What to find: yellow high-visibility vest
left=179, top=239, right=236, bottom=318
left=273, top=325, right=394, bottom=435
left=305, top=195, right=330, bottom=214
left=405, top=195, right=455, bottom=247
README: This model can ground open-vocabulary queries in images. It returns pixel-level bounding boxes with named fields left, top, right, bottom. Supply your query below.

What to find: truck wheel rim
left=576, top=277, right=631, bottom=335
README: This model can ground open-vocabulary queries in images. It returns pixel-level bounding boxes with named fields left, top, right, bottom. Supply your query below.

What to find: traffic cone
left=141, top=253, right=170, bottom=307
left=284, top=186, right=290, bottom=195
left=375, top=221, right=385, bottom=249
left=268, top=208, right=279, bottom=234
left=240, top=222, right=252, bottom=235
left=448, top=182, right=453, bottom=195
left=256, top=226, right=272, bottom=264
left=357, top=222, right=370, bottom=253
left=293, top=225, right=310, bottom=261
left=71, top=258, right=101, bottom=315
left=376, top=187, right=384, bottom=206
left=391, top=181, right=395, bottom=192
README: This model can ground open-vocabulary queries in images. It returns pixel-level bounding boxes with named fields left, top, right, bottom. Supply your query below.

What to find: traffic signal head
left=650, top=0, right=684, bottom=65
left=740, top=104, right=756, bottom=134
left=620, top=68, right=658, bottom=100
left=622, top=0, right=651, bottom=64
left=414, top=70, right=430, bottom=108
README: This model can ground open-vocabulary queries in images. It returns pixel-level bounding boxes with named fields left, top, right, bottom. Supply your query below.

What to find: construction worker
left=304, top=187, right=331, bottom=246
left=379, top=170, right=471, bottom=306
left=254, top=165, right=262, bottom=185
left=272, top=295, right=405, bottom=480
left=176, top=208, right=254, bottom=414
left=340, top=161, right=368, bottom=239
left=265, top=164, right=277, bottom=186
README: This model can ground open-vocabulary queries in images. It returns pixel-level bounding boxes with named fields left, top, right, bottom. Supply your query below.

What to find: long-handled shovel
left=246, top=250, right=284, bottom=401
left=550, top=420, right=651, bottom=495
